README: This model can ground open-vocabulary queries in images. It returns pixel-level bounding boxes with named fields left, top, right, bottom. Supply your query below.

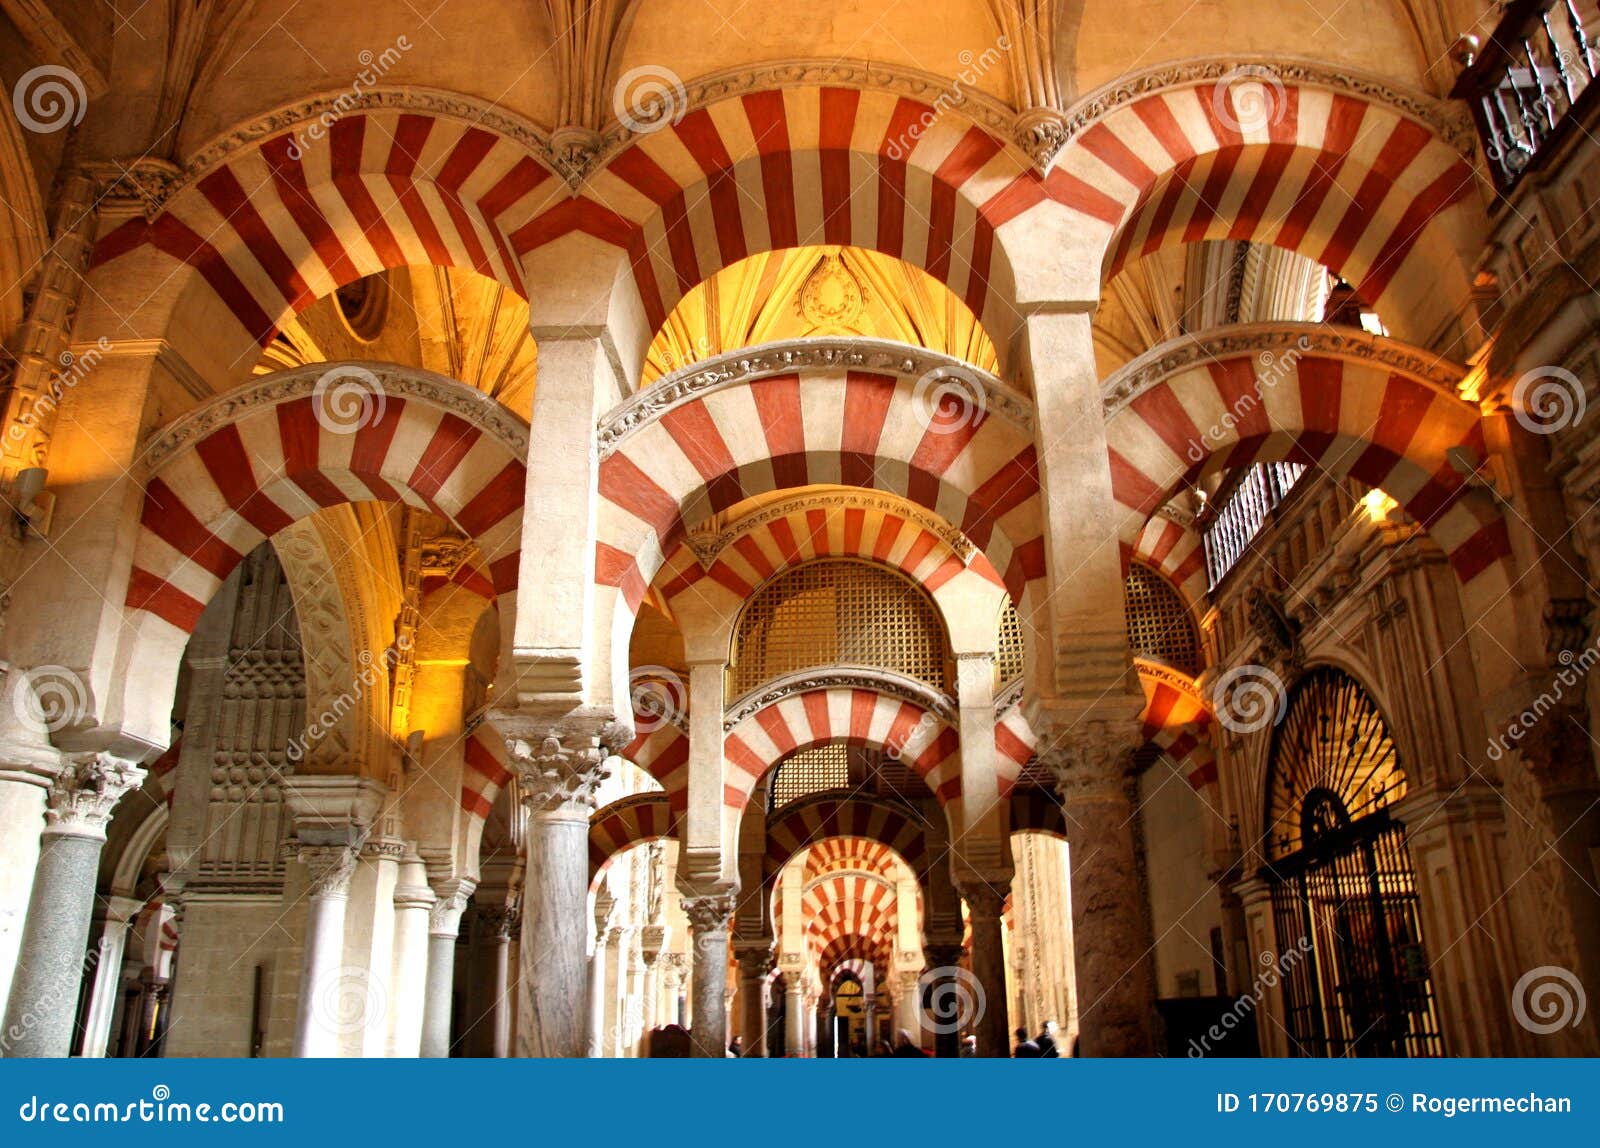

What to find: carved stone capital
left=428, top=883, right=475, bottom=937
left=503, top=718, right=626, bottom=816
left=298, top=844, right=361, bottom=900
left=640, top=924, right=668, bottom=960
left=1013, top=107, right=1069, bottom=171
left=476, top=903, right=521, bottom=941
left=1038, top=720, right=1142, bottom=803
left=954, top=878, right=1009, bottom=920
left=680, top=892, right=738, bottom=935
left=923, top=942, right=966, bottom=971
left=43, top=754, right=147, bottom=841
left=732, top=942, right=775, bottom=976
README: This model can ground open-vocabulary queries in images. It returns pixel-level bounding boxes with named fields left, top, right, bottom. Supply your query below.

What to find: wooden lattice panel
left=1124, top=561, right=1201, bottom=675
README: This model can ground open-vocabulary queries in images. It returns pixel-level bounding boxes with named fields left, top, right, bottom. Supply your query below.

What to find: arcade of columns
left=0, top=0, right=1597, bottom=1059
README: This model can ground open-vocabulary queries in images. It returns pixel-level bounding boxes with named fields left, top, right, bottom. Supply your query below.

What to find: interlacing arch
left=1129, top=510, right=1208, bottom=616
left=800, top=872, right=900, bottom=965
left=1135, top=658, right=1218, bottom=792
left=119, top=362, right=526, bottom=745
left=1102, top=326, right=1512, bottom=597
left=1051, top=67, right=1482, bottom=347
left=595, top=349, right=1045, bottom=672
left=588, top=792, right=678, bottom=876
left=91, top=107, right=553, bottom=346
left=620, top=704, right=691, bottom=809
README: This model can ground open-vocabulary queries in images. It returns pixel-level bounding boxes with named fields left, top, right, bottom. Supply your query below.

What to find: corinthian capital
left=1037, top=718, right=1142, bottom=802
left=43, top=754, right=147, bottom=840
left=680, top=891, right=737, bottom=935
left=298, top=844, right=360, bottom=900
left=503, top=717, right=627, bottom=815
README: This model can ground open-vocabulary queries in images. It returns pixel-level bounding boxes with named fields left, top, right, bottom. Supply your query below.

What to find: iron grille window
left=995, top=602, right=1025, bottom=687
left=1264, top=667, right=1442, bottom=1057
left=1124, top=562, right=1201, bottom=675
left=729, top=559, right=950, bottom=696
left=769, top=743, right=851, bottom=809
left=1201, top=461, right=1307, bottom=589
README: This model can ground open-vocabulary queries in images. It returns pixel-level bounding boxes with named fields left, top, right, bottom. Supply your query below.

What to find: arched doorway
left=1263, top=667, right=1443, bottom=1057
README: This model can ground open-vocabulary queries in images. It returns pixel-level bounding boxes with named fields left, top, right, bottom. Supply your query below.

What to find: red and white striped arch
left=1130, top=512, right=1208, bottom=615
left=516, top=86, right=1099, bottom=347
left=799, top=872, right=900, bottom=964
left=652, top=499, right=1008, bottom=614
left=1104, top=338, right=1511, bottom=594
left=1136, top=658, right=1218, bottom=792
left=588, top=792, right=678, bottom=876
left=1055, top=79, right=1480, bottom=346
left=621, top=715, right=690, bottom=811
left=92, top=111, right=556, bottom=347
left=597, top=365, right=1045, bottom=669
left=766, top=795, right=930, bottom=874
left=460, top=725, right=515, bottom=820
left=722, top=687, right=961, bottom=815
left=127, top=368, right=524, bottom=636
left=803, top=838, right=909, bottom=882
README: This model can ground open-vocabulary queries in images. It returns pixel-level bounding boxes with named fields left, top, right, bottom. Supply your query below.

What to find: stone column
left=638, top=924, right=665, bottom=1052
left=0, top=750, right=57, bottom=1022
left=957, top=879, right=1013, bottom=1056
left=733, top=942, right=774, bottom=1056
left=1235, top=877, right=1288, bottom=1056
left=291, top=844, right=360, bottom=1058
left=77, top=894, right=144, bottom=1057
left=497, top=717, right=622, bottom=1057
left=1043, top=727, right=1158, bottom=1056
left=419, top=882, right=472, bottom=1058
left=387, top=855, right=434, bottom=1056
left=1, top=754, right=145, bottom=1058
left=681, top=890, right=736, bottom=1057
left=922, top=942, right=966, bottom=1058
left=783, top=973, right=804, bottom=1057
left=587, top=892, right=615, bottom=1057
left=478, top=905, right=519, bottom=1058
left=896, top=970, right=922, bottom=1041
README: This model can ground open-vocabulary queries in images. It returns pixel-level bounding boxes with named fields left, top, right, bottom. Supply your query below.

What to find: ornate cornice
left=140, top=361, right=530, bottom=474
left=598, top=338, right=1031, bottom=458
left=683, top=489, right=980, bottom=569
left=1100, top=324, right=1466, bottom=419
left=1056, top=56, right=1476, bottom=168
left=724, top=668, right=957, bottom=731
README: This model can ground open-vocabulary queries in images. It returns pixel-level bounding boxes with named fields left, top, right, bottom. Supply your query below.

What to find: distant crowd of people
left=645, top=1020, right=1076, bottom=1057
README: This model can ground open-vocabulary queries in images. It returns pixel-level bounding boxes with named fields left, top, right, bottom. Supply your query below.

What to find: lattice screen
left=1124, top=562, right=1201, bottom=675
left=768, top=743, right=851, bottom=809
left=730, top=559, right=950, bottom=695
left=996, top=601, right=1025, bottom=686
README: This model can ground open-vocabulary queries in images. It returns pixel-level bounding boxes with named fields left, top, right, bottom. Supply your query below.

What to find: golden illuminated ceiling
left=642, top=246, right=1001, bottom=386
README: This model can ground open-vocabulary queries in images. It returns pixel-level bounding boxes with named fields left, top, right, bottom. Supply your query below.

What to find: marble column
left=784, top=974, right=804, bottom=1057
left=681, top=890, right=736, bottom=1057
left=0, top=753, right=57, bottom=1022
left=1, top=755, right=145, bottom=1058
left=77, top=894, right=144, bottom=1057
left=292, top=844, right=361, bottom=1058
left=387, top=855, right=434, bottom=1056
left=896, top=970, right=923, bottom=1044
left=957, top=879, right=1013, bottom=1057
left=922, top=942, right=965, bottom=1058
left=733, top=942, right=774, bottom=1055
left=498, top=717, right=621, bottom=1058
left=638, top=924, right=665, bottom=1053
left=419, top=881, right=472, bottom=1058
left=1045, top=728, right=1158, bottom=1056
left=479, top=905, right=519, bottom=1058
left=587, top=892, right=615, bottom=1057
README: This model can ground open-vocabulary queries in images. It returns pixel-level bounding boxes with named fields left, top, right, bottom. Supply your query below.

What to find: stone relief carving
left=44, top=754, right=148, bottom=838
left=598, top=337, right=1032, bottom=457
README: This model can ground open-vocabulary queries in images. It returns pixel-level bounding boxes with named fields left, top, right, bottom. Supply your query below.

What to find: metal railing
left=1201, top=462, right=1308, bottom=590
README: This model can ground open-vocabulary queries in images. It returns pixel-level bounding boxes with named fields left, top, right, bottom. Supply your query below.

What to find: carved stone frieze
left=598, top=337, right=1032, bottom=457
left=723, top=668, right=957, bottom=730
left=140, top=362, right=529, bottom=474
left=1100, top=325, right=1464, bottom=419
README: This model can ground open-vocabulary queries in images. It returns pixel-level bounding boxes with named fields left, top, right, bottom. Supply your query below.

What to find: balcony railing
left=1453, top=0, right=1600, bottom=190
left=1201, top=462, right=1307, bottom=590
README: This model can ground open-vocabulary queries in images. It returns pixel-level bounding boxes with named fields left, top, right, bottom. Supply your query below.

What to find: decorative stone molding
left=680, top=892, right=738, bottom=934
left=428, top=884, right=474, bottom=937
left=548, top=124, right=604, bottom=189
left=1057, top=56, right=1477, bottom=162
left=922, top=942, right=966, bottom=970
left=42, top=754, right=147, bottom=841
left=504, top=721, right=627, bottom=815
left=140, top=361, right=530, bottom=474
left=81, top=158, right=185, bottom=220
left=994, top=676, right=1026, bottom=717
left=393, top=881, right=436, bottom=911
left=598, top=337, right=1032, bottom=457
left=1100, top=325, right=1465, bottom=419
left=723, top=668, right=957, bottom=730
left=685, top=488, right=980, bottom=569
left=1013, top=107, right=1070, bottom=170
left=297, top=845, right=361, bottom=900
left=1542, top=598, right=1593, bottom=664
left=1037, top=719, right=1143, bottom=801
